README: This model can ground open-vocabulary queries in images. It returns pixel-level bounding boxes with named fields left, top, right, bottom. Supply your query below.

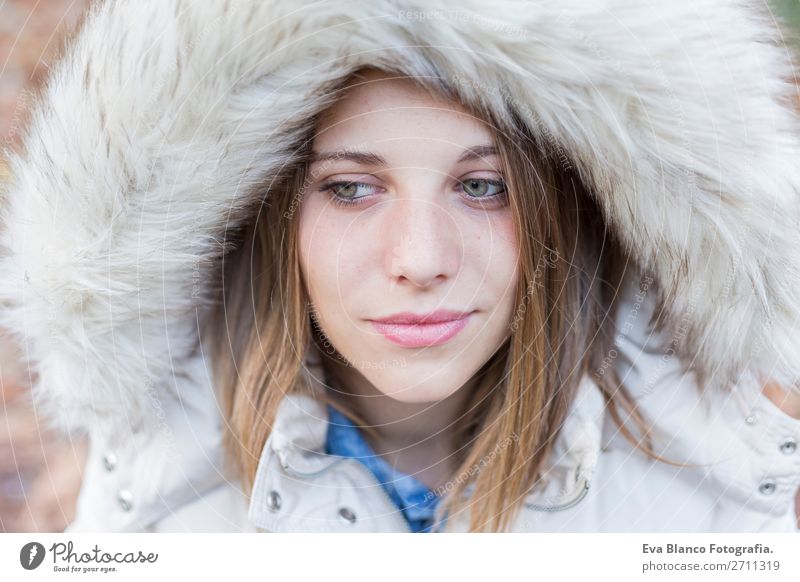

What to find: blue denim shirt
left=324, top=404, right=443, bottom=532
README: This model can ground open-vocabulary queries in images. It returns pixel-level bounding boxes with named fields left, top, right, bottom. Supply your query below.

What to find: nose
left=385, top=195, right=460, bottom=289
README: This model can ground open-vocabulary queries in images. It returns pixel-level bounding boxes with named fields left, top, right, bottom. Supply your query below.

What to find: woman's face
left=298, top=71, right=519, bottom=404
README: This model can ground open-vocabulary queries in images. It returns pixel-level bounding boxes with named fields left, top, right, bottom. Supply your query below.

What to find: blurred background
left=1, top=1, right=799, bottom=532
left=1, top=0, right=89, bottom=532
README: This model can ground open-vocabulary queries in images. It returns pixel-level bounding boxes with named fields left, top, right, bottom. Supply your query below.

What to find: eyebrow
left=308, top=144, right=498, bottom=166
left=457, top=144, right=498, bottom=163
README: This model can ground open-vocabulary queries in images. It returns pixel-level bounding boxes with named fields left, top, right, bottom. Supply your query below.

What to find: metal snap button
left=338, top=507, right=357, bottom=524
left=779, top=437, right=797, bottom=455
left=102, top=452, right=117, bottom=472
left=267, top=490, right=282, bottom=512
left=758, top=480, right=777, bottom=496
left=117, top=489, right=134, bottom=511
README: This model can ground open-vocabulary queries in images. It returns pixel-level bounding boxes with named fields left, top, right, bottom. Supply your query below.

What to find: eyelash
left=318, top=178, right=508, bottom=208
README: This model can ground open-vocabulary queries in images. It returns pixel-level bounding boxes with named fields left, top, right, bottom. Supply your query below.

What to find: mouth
left=367, top=310, right=475, bottom=348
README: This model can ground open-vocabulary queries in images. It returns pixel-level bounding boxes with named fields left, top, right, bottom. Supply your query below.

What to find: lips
left=368, top=310, right=474, bottom=348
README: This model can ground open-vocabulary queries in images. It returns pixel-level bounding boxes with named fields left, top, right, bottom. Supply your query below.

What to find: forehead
left=313, top=74, right=494, bottom=154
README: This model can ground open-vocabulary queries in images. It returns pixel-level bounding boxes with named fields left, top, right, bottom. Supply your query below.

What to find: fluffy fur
left=1, top=0, right=800, bottom=442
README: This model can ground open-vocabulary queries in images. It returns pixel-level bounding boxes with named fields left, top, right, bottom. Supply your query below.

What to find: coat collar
left=248, top=338, right=608, bottom=532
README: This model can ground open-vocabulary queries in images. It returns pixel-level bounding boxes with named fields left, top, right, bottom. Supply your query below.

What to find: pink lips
left=368, top=310, right=474, bottom=348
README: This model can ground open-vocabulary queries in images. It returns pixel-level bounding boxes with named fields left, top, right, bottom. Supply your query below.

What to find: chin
left=373, top=380, right=462, bottom=404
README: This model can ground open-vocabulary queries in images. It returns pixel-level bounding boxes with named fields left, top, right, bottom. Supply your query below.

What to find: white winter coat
left=0, top=0, right=799, bottom=532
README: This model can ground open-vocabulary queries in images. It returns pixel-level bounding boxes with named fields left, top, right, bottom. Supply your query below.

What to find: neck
left=321, top=350, right=476, bottom=490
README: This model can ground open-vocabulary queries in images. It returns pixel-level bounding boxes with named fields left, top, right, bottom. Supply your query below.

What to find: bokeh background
left=1, top=0, right=89, bottom=532
left=1, top=0, right=799, bottom=532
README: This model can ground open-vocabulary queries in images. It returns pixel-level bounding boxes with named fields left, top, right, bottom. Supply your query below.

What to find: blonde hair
left=206, top=67, right=673, bottom=532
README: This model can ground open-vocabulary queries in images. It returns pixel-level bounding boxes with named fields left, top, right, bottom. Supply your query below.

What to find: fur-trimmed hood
left=2, top=0, right=800, bottom=444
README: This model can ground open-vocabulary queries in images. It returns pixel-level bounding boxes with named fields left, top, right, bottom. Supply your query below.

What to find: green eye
left=332, top=182, right=365, bottom=198
left=460, top=178, right=506, bottom=198
left=319, top=181, right=381, bottom=207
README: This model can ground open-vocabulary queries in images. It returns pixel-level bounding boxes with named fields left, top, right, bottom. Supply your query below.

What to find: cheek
left=497, top=213, right=520, bottom=281
left=298, top=203, right=366, bottom=330
left=470, top=212, right=519, bottom=305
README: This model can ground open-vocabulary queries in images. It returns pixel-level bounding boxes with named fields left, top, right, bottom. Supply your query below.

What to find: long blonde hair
left=205, top=67, right=669, bottom=532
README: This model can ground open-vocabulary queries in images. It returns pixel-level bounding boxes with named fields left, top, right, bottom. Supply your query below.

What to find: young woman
left=1, top=1, right=799, bottom=533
